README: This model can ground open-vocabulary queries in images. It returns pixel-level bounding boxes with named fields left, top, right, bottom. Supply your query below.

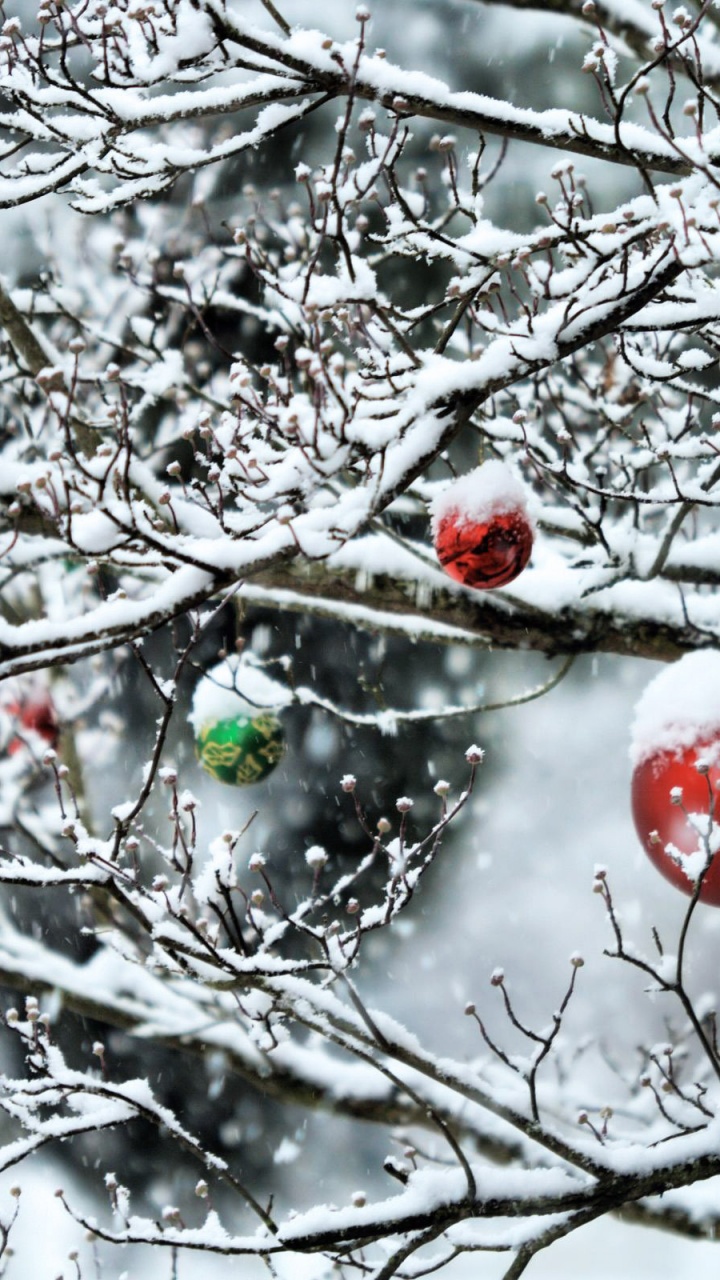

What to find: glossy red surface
left=631, top=742, right=720, bottom=905
left=433, top=509, right=533, bottom=589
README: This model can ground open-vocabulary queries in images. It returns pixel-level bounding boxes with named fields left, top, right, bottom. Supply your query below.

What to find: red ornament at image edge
left=433, top=508, right=533, bottom=590
left=631, top=741, right=720, bottom=905
left=5, top=696, right=59, bottom=756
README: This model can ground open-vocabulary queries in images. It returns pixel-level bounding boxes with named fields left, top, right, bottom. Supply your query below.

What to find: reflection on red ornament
left=430, top=462, right=534, bottom=591
left=433, top=508, right=534, bottom=590
left=631, top=741, right=720, bottom=906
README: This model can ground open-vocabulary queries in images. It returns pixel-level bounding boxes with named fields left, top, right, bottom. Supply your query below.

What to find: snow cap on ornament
left=430, top=461, right=534, bottom=590
left=189, top=656, right=290, bottom=787
left=630, top=651, right=720, bottom=905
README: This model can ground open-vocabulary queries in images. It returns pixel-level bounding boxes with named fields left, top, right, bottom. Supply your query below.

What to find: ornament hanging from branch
left=430, top=461, right=534, bottom=590
left=189, top=655, right=289, bottom=786
left=630, top=652, right=720, bottom=906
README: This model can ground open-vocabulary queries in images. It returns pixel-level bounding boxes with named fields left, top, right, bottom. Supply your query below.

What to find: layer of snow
left=430, top=462, right=532, bottom=532
left=630, top=651, right=720, bottom=764
left=188, top=655, right=291, bottom=730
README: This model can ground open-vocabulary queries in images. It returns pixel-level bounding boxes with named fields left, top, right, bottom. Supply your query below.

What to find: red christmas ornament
left=631, top=742, right=720, bottom=906
left=433, top=508, right=533, bottom=590
left=2, top=688, right=59, bottom=757
left=630, top=653, right=720, bottom=906
left=431, top=462, right=534, bottom=591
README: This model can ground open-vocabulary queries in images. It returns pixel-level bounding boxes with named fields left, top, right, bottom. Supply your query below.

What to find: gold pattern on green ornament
left=195, top=713, right=285, bottom=785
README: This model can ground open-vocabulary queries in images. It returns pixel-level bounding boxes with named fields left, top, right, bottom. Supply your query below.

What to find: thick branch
left=0, top=280, right=100, bottom=454
left=76, top=1154, right=720, bottom=1255
left=241, top=562, right=708, bottom=662
left=211, top=3, right=715, bottom=177
left=0, top=279, right=52, bottom=376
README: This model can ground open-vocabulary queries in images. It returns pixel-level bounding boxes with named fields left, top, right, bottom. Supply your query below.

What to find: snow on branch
left=0, top=0, right=717, bottom=220
left=2, top=5, right=720, bottom=672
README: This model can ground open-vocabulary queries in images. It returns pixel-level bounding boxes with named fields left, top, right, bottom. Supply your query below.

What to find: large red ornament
left=433, top=508, right=534, bottom=590
left=431, top=462, right=534, bottom=591
left=632, top=742, right=720, bottom=906
left=630, top=653, right=720, bottom=906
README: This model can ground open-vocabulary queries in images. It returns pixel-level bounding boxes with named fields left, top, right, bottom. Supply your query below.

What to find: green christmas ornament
left=190, top=656, right=289, bottom=787
left=195, top=711, right=285, bottom=786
